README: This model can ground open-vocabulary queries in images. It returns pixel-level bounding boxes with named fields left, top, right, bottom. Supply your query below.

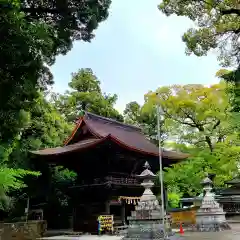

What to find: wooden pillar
left=105, top=200, right=110, bottom=214
left=70, top=208, right=75, bottom=229
left=121, top=201, right=126, bottom=225
left=164, top=186, right=168, bottom=210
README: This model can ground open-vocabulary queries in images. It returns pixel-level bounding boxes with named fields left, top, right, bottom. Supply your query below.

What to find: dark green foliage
left=9, top=92, right=73, bottom=169
left=0, top=0, right=111, bottom=142
left=0, top=92, right=73, bottom=213
left=222, top=68, right=240, bottom=112
left=52, top=68, right=123, bottom=123
left=0, top=0, right=111, bottom=212
left=159, top=0, right=240, bottom=67
left=20, top=0, right=111, bottom=48
left=158, top=0, right=240, bottom=111
left=0, top=2, right=54, bottom=141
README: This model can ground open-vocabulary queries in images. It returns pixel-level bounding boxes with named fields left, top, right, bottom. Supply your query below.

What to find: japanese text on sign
left=98, top=215, right=114, bottom=233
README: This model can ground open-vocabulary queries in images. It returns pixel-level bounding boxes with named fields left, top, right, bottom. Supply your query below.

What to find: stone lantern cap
left=137, top=161, right=156, bottom=180
left=201, top=175, right=213, bottom=186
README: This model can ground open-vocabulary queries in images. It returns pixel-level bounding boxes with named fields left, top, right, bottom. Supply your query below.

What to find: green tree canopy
left=144, top=82, right=240, bottom=199
left=0, top=0, right=111, bottom=215
left=0, top=0, right=111, bottom=142
left=159, top=0, right=240, bottom=67
left=0, top=168, right=40, bottom=211
left=164, top=143, right=240, bottom=198
left=52, top=68, right=123, bottom=122
left=145, top=82, right=233, bottom=152
left=9, top=92, right=72, bottom=169
left=216, top=68, right=240, bottom=112
left=0, top=91, right=73, bottom=213
left=19, top=0, right=111, bottom=47
left=124, top=101, right=169, bottom=145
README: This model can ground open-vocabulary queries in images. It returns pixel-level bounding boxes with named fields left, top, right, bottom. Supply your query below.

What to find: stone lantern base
left=194, top=221, right=231, bottom=232
left=123, top=222, right=183, bottom=240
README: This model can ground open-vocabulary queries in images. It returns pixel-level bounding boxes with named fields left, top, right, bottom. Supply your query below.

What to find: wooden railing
left=223, top=203, right=240, bottom=213
left=76, top=176, right=140, bottom=187
left=105, top=176, right=139, bottom=185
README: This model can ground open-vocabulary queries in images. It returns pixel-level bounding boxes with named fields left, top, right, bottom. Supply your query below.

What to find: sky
left=50, top=0, right=221, bottom=113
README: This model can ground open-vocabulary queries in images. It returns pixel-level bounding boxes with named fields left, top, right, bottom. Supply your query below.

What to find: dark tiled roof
left=219, top=187, right=240, bottom=196
left=30, top=138, right=101, bottom=156
left=31, top=112, right=189, bottom=160
left=225, top=178, right=240, bottom=185
left=83, top=113, right=161, bottom=156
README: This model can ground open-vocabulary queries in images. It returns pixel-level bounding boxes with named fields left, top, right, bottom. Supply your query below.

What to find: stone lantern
left=195, top=174, right=231, bottom=232
left=123, top=161, right=183, bottom=239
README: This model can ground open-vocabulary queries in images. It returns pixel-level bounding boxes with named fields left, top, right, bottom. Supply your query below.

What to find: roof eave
left=30, top=135, right=189, bottom=161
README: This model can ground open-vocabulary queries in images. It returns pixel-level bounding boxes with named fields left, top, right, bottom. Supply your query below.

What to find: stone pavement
left=180, top=223, right=240, bottom=240
left=40, top=223, right=240, bottom=240
left=183, top=231, right=239, bottom=240
left=40, top=236, right=123, bottom=240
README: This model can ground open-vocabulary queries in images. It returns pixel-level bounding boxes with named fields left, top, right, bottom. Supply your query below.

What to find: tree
left=145, top=82, right=232, bottom=152
left=0, top=1, right=53, bottom=142
left=163, top=142, right=240, bottom=198
left=216, top=68, right=240, bottom=112
left=43, top=166, right=77, bottom=228
left=124, top=101, right=169, bottom=145
left=20, top=0, right=111, bottom=48
left=0, top=167, right=40, bottom=211
left=0, top=0, right=111, bottom=143
left=145, top=82, right=240, bottom=200
left=9, top=92, right=73, bottom=169
left=0, top=0, right=111, bottom=214
left=124, top=101, right=142, bottom=125
left=1, top=92, right=74, bottom=216
left=2, top=0, right=111, bottom=54
left=52, top=68, right=123, bottom=122
left=159, top=0, right=240, bottom=67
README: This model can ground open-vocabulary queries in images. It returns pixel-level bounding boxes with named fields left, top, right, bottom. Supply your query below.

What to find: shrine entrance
left=125, top=203, right=135, bottom=224
left=117, top=196, right=140, bottom=224
left=109, top=200, right=122, bottom=225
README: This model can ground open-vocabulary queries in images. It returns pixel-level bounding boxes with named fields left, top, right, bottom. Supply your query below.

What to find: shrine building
left=30, top=112, right=189, bottom=233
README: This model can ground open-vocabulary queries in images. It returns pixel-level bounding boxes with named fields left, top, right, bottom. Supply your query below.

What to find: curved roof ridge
left=85, top=112, right=142, bottom=132
left=63, top=118, right=83, bottom=145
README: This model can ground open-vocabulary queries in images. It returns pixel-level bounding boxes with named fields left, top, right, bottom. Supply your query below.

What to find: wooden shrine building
left=31, top=112, right=189, bottom=233
left=216, top=177, right=240, bottom=217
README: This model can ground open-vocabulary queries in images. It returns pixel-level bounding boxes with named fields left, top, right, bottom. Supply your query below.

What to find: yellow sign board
left=98, top=215, right=114, bottom=233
